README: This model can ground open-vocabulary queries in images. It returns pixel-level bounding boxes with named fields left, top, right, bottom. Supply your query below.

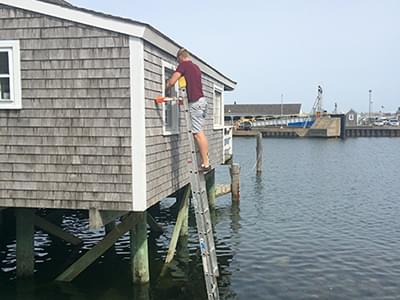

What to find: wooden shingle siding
left=143, top=42, right=224, bottom=207
left=0, top=5, right=132, bottom=211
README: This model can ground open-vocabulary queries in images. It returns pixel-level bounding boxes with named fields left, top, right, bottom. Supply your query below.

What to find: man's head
left=177, top=48, right=190, bottom=63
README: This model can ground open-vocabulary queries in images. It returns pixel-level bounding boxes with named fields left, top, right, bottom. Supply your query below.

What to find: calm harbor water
left=1, top=137, right=400, bottom=300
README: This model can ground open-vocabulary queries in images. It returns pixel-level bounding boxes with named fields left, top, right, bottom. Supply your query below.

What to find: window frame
left=161, top=60, right=180, bottom=135
left=0, top=40, right=21, bottom=110
left=213, top=84, right=224, bottom=129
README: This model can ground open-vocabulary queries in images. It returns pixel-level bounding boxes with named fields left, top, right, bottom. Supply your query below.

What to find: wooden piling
left=256, top=132, right=263, bottom=176
left=205, top=169, right=216, bottom=209
left=131, top=212, right=150, bottom=284
left=16, top=208, right=35, bottom=278
left=230, top=163, right=240, bottom=202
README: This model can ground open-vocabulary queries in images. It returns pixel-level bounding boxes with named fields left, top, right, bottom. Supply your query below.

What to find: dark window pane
left=0, top=52, right=9, bottom=75
left=0, top=78, right=10, bottom=100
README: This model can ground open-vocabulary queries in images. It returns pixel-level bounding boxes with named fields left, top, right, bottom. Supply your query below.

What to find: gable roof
left=38, top=0, right=72, bottom=7
left=225, top=104, right=302, bottom=116
left=1, top=0, right=236, bottom=91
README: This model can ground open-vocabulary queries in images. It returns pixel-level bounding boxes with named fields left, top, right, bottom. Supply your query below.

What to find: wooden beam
left=88, top=208, right=127, bottom=230
left=160, top=185, right=190, bottom=276
left=179, top=185, right=190, bottom=238
left=216, top=184, right=231, bottom=197
left=56, top=212, right=138, bottom=282
left=146, top=213, right=163, bottom=234
left=34, top=215, right=82, bottom=246
left=131, top=212, right=150, bottom=284
left=16, top=208, right=35, bottom=278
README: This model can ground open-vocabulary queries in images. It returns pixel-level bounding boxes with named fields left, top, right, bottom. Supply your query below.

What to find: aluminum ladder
left=156, top=78, right=220, bottom=300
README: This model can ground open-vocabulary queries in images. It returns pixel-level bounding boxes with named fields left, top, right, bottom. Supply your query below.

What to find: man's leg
left=194, top=131, right=209, bottom=166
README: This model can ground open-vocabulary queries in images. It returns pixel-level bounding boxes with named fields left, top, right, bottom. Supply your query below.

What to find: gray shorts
left=189, top=97, right=208, bottom=134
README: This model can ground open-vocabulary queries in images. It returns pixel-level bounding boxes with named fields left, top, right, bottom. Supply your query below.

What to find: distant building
left=345, top=109, right=358, bottom=126
left=396, top=107, right=400, bottom=120
left=224, top=103, right=302, bottom=124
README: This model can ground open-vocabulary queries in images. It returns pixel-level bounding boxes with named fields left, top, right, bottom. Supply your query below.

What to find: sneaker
left=199, top=164, right=211, bottom=173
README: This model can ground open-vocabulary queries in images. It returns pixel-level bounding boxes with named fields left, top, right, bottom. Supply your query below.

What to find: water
left=1, top=137, right=400, bottom=299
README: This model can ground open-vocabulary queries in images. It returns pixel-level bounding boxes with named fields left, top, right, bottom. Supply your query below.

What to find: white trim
left=0, top=40, right=21, bottom=109
left=129, top=37, right=147, bottom=212
left=0, top=0, right=236, bottom=91
left=213, top=84, right=224, bottom=129
left=0, top=0, right=145, bottom=37
left=161, top=60, right=179, bottom=135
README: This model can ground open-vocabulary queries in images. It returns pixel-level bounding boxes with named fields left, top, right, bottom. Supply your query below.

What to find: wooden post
left=16, top=208, right=35, bottom=278
left=205, top=169, right=216, bottom=209
left=230, top=163, right=240, bottom=203
left=160, top=185, right=190, bottom=276
left=131, top=212, right=150, bottom=284
left=256, top=132, right=263, bottom=176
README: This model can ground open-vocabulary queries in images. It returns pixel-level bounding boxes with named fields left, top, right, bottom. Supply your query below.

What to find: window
left=0, top=41, right=21, bottom=109
left=349, top=114, right=354, bottom=121
left=162, top=61, right=179, bottom=135
left=213, top=85, right=224, bottom=129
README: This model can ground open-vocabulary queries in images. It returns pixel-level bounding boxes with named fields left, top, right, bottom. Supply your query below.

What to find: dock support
left=230, top=163, right=241, bottom=203
left=256, top=132, right=263, bottom=176
left=205, top=169, right=216, bottom=209
left=179, top=184, right=190, bottom=238
left=56, top=212, right=138, bottom=282
left=16, top=208, right=35, bottom=278
left=131, top=212, right=150, bottom=284
left=161, top=184, right=190, bottom=276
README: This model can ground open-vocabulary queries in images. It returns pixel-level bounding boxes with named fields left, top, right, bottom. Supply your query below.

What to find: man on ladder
left=167, top=48, right=210, bottom=172
left=164, top=48, right=220, bottom=299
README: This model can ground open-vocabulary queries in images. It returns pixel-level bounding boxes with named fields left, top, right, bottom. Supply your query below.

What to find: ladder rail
left=181, top=87, right=220, bottom=300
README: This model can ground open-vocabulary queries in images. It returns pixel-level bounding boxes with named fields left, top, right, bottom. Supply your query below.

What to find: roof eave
left=0, top=0, right=236, bottom=91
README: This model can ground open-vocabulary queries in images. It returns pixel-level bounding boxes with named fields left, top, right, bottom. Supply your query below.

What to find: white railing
left=223, top=126, right=233, bottom=162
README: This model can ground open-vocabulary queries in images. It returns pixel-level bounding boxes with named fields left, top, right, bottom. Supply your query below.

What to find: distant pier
left=345, top=126, right=400, bottom=137
left=233, top=126, right=400, bottom=138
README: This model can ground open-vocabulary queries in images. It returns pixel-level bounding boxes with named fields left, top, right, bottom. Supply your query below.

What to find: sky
left=71, top=0, right=400, bottom=114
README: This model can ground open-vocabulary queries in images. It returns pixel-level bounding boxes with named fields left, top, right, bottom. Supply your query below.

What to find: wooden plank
left=131, top=212, right=150, bottom=284
left=34, top=215, right=82, bottom=246
left=16, top=208, right=35, bottom=278
left=56, top=212, right=138, bottom=282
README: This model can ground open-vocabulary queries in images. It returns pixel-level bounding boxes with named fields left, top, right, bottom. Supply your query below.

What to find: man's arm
left=167, top=71, right=182, bottom=88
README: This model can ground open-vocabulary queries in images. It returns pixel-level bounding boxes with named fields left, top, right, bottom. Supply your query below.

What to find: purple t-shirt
left=176, top=61, right=204, bottom=102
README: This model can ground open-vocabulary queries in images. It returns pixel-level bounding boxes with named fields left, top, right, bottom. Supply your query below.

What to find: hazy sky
left=71, top=0, right=400, bottom=113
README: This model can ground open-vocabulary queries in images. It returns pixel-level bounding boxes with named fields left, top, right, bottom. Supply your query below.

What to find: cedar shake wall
left=144, top=42, right=224, bottom=207
left=0, top=5, right=133, bottom=210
